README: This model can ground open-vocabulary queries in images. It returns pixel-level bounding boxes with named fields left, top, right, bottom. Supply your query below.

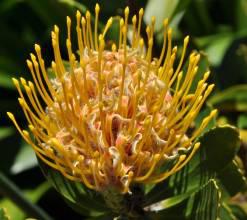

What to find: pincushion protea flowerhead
left=8, top=4, right=216, bottom=194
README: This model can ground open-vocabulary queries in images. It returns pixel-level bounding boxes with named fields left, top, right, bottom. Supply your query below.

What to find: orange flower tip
left=81, top=17, right=86, bottom=25
left=20, top=77, right=26, bottom=85
left=139, top=8, right=144, bottom=16
left=144, top=115, right=152, bottom=125
left=146, top=26, right=150, bottom=33
left=22, top=130, right=29, bottom=137
left=107, top=17, right=113, bottom=25
left=66, top=39, right=71, bottom=47
left=211, top=109, right=218, bottom=116
left=195, top=54, right=201, bottom=62
left=67, top=16, right=71, bottom=25
left=24, top=86, right=31, bottom=93
left=50, top=138, right=59, bottom=146
left=54, top=25, right=59, bottom=33
left=51, top=31, right=55, bottom=39
left=98, top=34, right=103, bottom=41
left=111, top=43, right=117, bottom=52
left=180, top=155, right=186, bottom=161
left=194, top=142, right=201, bottom=149
left=154, top=154, right=161, bottom=161
left=184, top=36, right=189, bottom=44
left=30, top=53, right=36, bottom=60
left=124, top=6, right=129, bottom=16
left=78, top=155, right=85, bottom=162
left=28, top=124, right=35, bottom=131
left=204, top=71, right=210, bottom=79
left=86, top=10, right=91, bottom=19
left=95, top=3, right=100, bottom=13
left=193, top=66, right=198, bottom=73
left=51, top=61, right=56, bottom=68
left=172, top=46, right=178, bottom=53
left=12, top=78, right=19, bottom=86
left=170, top=129, right=175, bottom=135
left=120, top=18, right=124, bottom=26
left=163, top=18, right=169, bottom=27
left=132, top=15, right=137, bottom=24
left=210, top=84, right=215, bottom=89
left=18, top=98, right=24, bottom=106
left=28, top=81, right=34, bottom=89
left=26, top=59, right=33, bottom=68
left=151, top=16, right=156, bottom=24
left=178, top=72, right=183, bottom=80
left=34, top=44, right=41, bottom=52
left=93, top=151, right=100, bottom=158
left=168, top=28, right=172, bottom=35
left=76, top=10, right=81, bottom=18
left=6, top=112, right=14, bottom=120
left=128, top=171, right=134, bottom=178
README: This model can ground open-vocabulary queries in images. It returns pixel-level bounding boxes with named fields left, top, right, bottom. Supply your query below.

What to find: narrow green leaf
left=0, top=181, right=51, bottom=220
left=218, top=160, right=247, bottom=197
left=0, top=207, right=10, bottom=220
left=58, top=0, right=87, bottom=13
left=219, top=203, right=237, bottom=220
left=185, top=179, right=221, bottom=220
left=39, top=161, right=109, bottom=215
left=0, top=70, right=15, bottom=89
left=236, top=0, right=247, bottom=31
left=144, top=126, right=240, bottom=206
left=209, top=85, right=247, bottom=112
left=144, top=0, right=191, bottom=31
left=195, top=33, right=234, bottom=67
left=0, top=127, right=14, bottom=140
left=230, top=204, right=247, bottom=220
left=199, top=126, right=240, bottom=171
left=10, top=143, right=37, bottom=174
left=238, top=114, right=247, bottom=129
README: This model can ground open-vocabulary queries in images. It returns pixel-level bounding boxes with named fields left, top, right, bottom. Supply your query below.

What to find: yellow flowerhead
left=8, top=5, right=217, bottom=194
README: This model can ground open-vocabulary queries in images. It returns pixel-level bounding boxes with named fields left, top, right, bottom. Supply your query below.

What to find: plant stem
left=0, top=171, right=53, bottom=220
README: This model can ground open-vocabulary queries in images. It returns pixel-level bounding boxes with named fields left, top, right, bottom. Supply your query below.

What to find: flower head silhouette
left=8, top=4, right=216, bottom=193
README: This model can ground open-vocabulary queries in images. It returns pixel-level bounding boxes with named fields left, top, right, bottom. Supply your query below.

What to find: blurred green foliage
left=0, top=0, right=247, bottom=219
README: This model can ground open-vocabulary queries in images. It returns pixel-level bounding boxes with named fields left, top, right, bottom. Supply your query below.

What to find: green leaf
left=146, top=179, right=221, bottom=220
left=0, top=70, right=15, bottom=90
left=219, top=203, right=238, bottom=220
left=185, top=179, right=221, bottom=220
left=0, top=207, right=10, bottom=220
left=236, top=0, right=247, bottom=31
left=0, top=199, right=24, bottom=220
left=0, top=127, right=14, bottom=140
left=144, top=146, right=215, bottom=206
left=230, top=204, right=247, bottom=220
left=238, top=114, right=247, bottom=129
left=10, top=143, right=37, bottom=174
left=218, top=160, right=247, bottom=197
left=58, top=0, right=87, bottom=14
left=0, top=182, right=50, bottom=220
left=195, top=33, right=234, bottom=67
left=144, top=0, right=192, bottom=32
left=217, top=36, right=247, bottom=88
left=199, top=126, right=240, bottom=171
left=0, top=0, right=22, bottom=13
left=144, top=126, right=240, bottom=206
left=39, top=161, right=109, bottom=216
left=209, top=85, right=247, bottom=112
left=144, top=191, right=192, bottom=212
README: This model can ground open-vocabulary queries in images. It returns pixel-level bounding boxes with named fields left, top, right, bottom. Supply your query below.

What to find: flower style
left=8, top=4, right=217, bottom=194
